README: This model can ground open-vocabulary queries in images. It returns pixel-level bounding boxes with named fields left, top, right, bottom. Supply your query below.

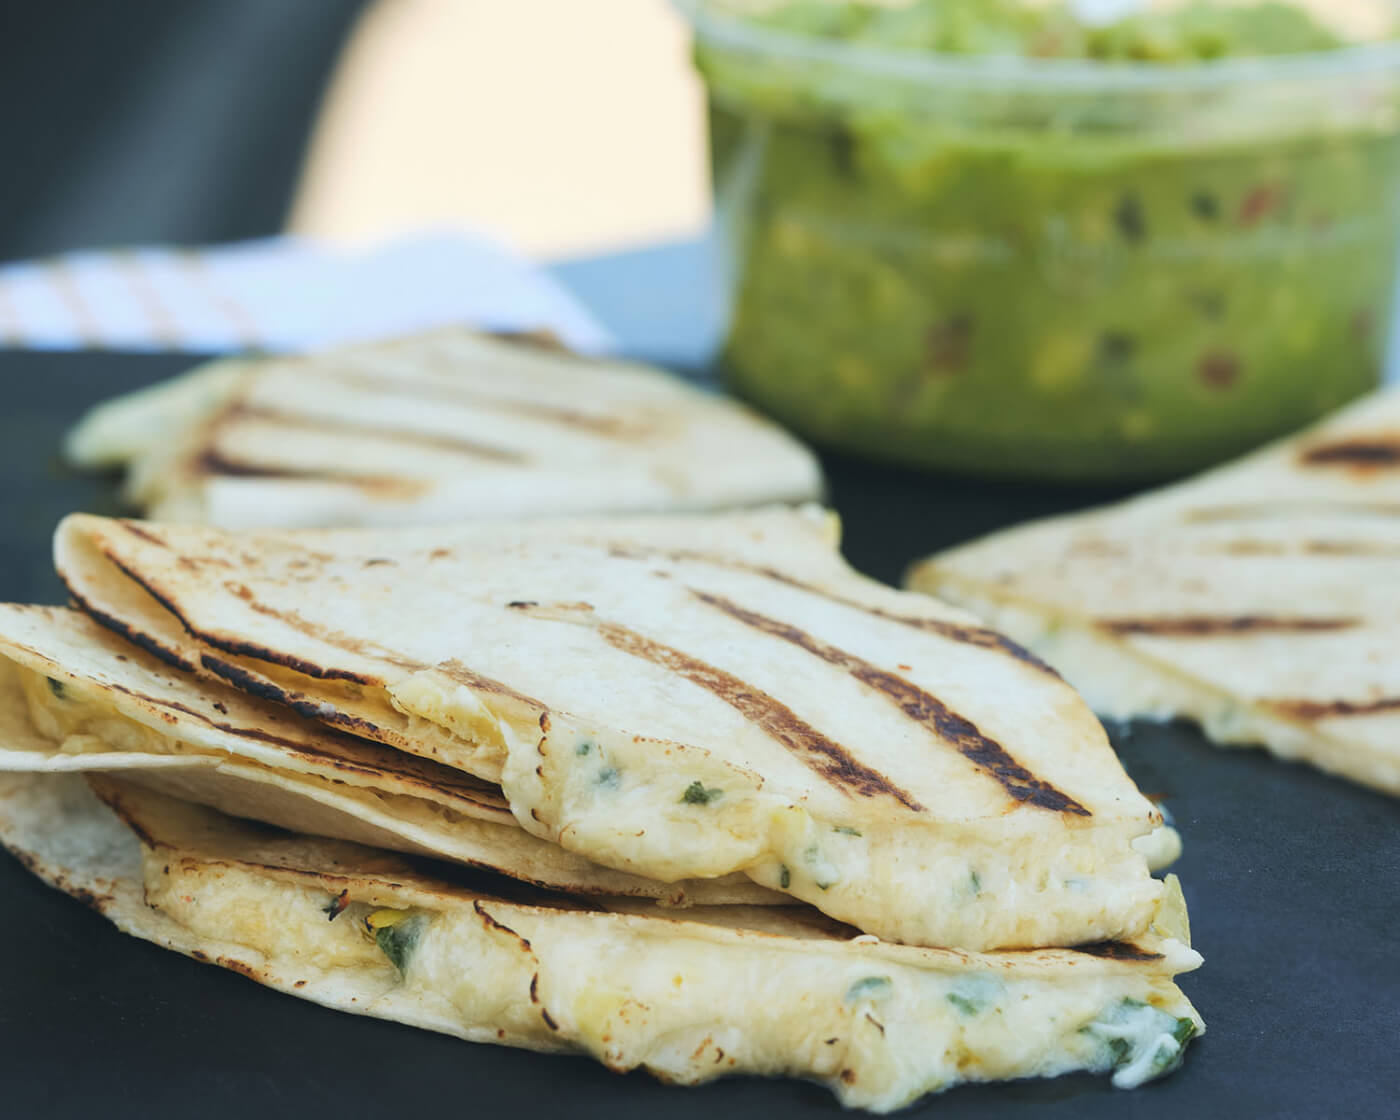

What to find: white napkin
left=0, top=232, right=613, bottom=356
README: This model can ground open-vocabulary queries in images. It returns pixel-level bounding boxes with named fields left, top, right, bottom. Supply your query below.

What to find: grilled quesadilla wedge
left=0, top=773, right=1204, bottom=1109
left=909, top=387, right=1400, bottom=796
left=58, top=506, right=1170, bottom=950
left=0, top=604, right=773, bottom=906
left=63, top=328, right=823, bottom=528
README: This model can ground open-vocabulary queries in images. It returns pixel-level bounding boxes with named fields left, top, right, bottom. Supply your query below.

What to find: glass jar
left=686, top=1, right=1400, bottom=480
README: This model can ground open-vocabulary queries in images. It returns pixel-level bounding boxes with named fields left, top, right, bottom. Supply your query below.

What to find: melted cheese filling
left=141, top=850, right=1203, bottom=1112
left=388, top=671, right=1168, bottom=952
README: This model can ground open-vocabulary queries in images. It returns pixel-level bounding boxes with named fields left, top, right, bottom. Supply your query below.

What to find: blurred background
left=0, top=0, right=705, bottom=260
left=5, top=0, right=1399, bottom=481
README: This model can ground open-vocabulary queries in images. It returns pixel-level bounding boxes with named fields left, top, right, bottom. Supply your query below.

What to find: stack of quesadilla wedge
left=909, top=387, right=1400, bottom=796
left=62, top=329, right=823, bottom=528
left=0, top=506, right=1204, bottom=1106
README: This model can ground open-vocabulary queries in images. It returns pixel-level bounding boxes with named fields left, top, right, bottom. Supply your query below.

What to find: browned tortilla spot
left=1100, top=615, right=1358, bottom=637
left=472, top=900, right=533, bottom=952
left=692, top=590, right=1089, bottom=817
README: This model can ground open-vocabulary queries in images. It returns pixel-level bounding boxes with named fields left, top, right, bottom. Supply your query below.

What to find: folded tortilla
left=0, top=604, right=774, bottom=906
left=909, top=387, right=1400, bottom=796
left=58, top=505, right=1171, bottom=951
left=64, top=329, right=824, bottom=528
left=0, top=772, right=1204, bottom=1110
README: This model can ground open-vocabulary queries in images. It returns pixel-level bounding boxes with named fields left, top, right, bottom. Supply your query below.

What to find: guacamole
left=697, top=0, right=1400, bottom=479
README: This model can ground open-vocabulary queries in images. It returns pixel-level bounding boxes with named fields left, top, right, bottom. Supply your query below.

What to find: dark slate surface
left=0, top=345, right=1396, bottom=1119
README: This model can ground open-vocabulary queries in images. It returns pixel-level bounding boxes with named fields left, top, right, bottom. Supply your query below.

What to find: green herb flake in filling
left=680, top=781, right=723, bottom=805
left=845, top=976, right=893, bottom=1003
left=1082, top=997, right=1199, bottom=1088
left=367, top=910, right=427, bottom=975
left=804, top=843, right=839, bottom=890
left=575, top=740, right=593, bottom=757
left=596, top=767, right=621, bottom=790
left=832, top=826, right=861, bottom=837
left=779, top=865, right=791, bottom=889
left=46, top=677, right=65, bottom=699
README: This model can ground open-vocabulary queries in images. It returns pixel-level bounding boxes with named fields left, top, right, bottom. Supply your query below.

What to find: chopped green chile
left=680, top=781, right=723, bottom=805
left=1082, top=997, right=1199, bottom=1089
left=374, top=914, right=428, bottom=975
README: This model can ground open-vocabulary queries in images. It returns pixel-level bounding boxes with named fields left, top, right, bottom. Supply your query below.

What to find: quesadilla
left=908, top=387, right=1400, bottom=796
left=0, top=603, right=774, bottom=906
left=57, top=505, right=1172, bottom=951
left=64, top=329, right=824, bottom=528
left=0, top=772, right=1204, bottom=1109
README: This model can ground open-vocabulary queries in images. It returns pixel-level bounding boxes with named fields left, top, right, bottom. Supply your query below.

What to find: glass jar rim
left=677, top=0, right=1400, bottom=92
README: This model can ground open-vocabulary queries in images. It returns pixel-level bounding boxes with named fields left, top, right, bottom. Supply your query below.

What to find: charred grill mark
left=1072, top=941, right=1165, bottom=962
left=526, top=607, right=922, bottom=810
left=693, top=591, right=1089, bottom=816
left=194, top=451, right=433, bottom=500
left=333, top=371, right=651, bottom=439
left=1300, top=438, right=1400, bottom=468
left=108, top=684, right=504, bottom=805
left=1185, top=501, right=1400, bottom=522
left=62, top=576, right=197, bottom=675
left=1100, top=615, right=1358, bottom=637
left=220, top=403, right=529, bottom=463
left=117, top=522, right=170, bottom=548
left=102, top=547, right=416, bottom=686
left=198, top=652, right=390, bottom=746
left=1196, top=539, right=1400, bottom=557
left=1269, top=696, right=1400, bottom=720
left=606, top=546, right=1061, bottom=678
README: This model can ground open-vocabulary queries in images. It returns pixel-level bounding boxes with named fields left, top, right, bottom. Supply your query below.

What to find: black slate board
left=1, top=349, right=1397, bottom=1119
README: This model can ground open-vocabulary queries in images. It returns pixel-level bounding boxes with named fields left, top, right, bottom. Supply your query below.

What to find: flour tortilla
left=57, top=505, right=1169, bottom=951
left=0, top=603, right=772, bottom=906
left=0, top=772, right=1203, bottom=1110
left=909, top=387, right=1400, bottom=796
left=64, top=329, right=823, bottom=528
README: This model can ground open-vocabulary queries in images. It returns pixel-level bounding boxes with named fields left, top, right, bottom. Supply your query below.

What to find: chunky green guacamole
left=698, top=1, right=1400, bottom=479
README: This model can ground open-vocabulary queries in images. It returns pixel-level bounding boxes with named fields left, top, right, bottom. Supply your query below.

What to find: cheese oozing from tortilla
left=389, top=669, right=1168, bottom=951
left=135, top=819, right=1203, bottom=1109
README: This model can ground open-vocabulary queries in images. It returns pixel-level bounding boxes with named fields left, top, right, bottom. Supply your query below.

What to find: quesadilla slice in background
left=58, top=506, right=1172, bottom=951
left=0, top=604, right=773, bottom=906
left=63, top=328, right=823, bottom=528
left=909, top=388, right=1400, bottom=796
left=0, top=773, right=1204, bottom=1110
